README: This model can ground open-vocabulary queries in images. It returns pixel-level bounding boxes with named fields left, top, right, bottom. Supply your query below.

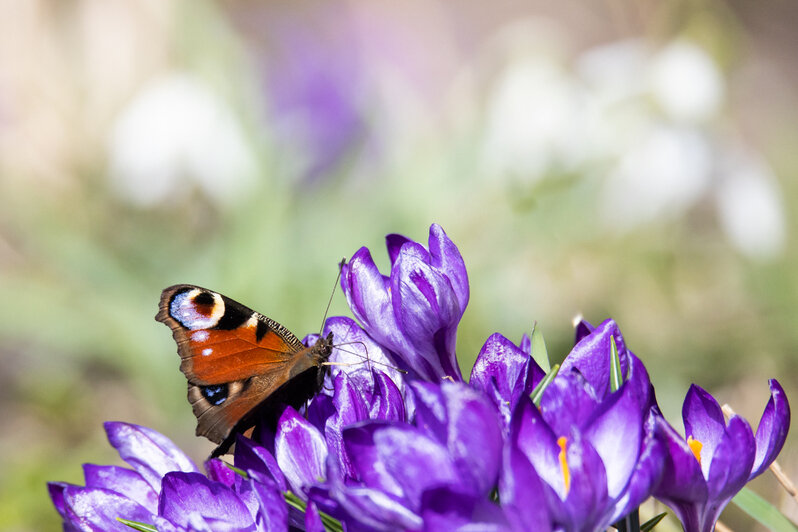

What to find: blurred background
left=1, top=0, right=797, bottom=530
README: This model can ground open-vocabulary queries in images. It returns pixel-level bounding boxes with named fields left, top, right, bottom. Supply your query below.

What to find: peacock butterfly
left=156, top=284, right=334, bottom=457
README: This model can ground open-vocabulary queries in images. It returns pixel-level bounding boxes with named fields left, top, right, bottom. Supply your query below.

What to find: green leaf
left=609, top=335, right=622, bottom=393
left=732, top=486, right=798, bottom=532
left=530, top=322, right=551, bottom=372
left=612, top=508, right=639, bottom=531
left=640, top=512, right=667, bottom=531
left=531, top=364, right=560, bottom=406
left=117, top=518, right=158, bottom=532
left=284, top=491, right=307, bottom=512
left=284, top=491, right=343, bottom=532
left=222, top=462, right=248, bottom=478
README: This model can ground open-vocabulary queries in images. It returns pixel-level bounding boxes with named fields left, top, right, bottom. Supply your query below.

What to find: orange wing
left=156, top=284, right=306, bottom=385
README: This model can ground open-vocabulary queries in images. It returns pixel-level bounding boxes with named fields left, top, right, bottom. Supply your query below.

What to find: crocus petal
left=247, top=470, right=289, bottom=532
left=370, top=370, right=406, bottom=423
left=341, top=247, right=406, bottom=353
left=510, top=398, right=564, bottom=497
left=104, top=422, right=199, bottom=491
left=333, top=483, right=422, bottom=531
left=306, top=485, right=344, bottom=525
left=410, top=382, right=503, bottom=496
left=83, top=464, right=158, bottom=513
left=750, top=379, right=791, bottom=478
left=345, top=422, right=461, bottom=509
left=275, top=407, right=328, bottom=496
left=560, top=319, right=630, bottom=399
left=626, top=352, right=656, bottom=410
left=608, top=414, right=665, bottom=523
left=305, top=393, right=336, bottom=435
left=342, top=423, right=403, bottom=496
left=371, top=425, right=459, bottom=508
left=304, top=501, right=325, bottom=532
left=385, top=233, right=412, bottom=265
left=158, top=472, right=256, bottom=531
left=234, top=436, right=287, bottom=492
left=329, top=372, right=370, bottom=427
left=420, top=487, right=509, bottom=531
left=559, top=435, right=611, bottom=530
left=685, top=415, right=757, bottom=532
left=409, top=381, right=449, bottom=444
left=48, top=482, right=69, bottom=520
left=471, top=332, right=545, bottom=427
left=706, top=415, right=755, bottom=501
left=151, top=518, right=184, bottom=532
left=204, top=459, right=236, bottom=488
left=426, top=223, right=469, bottom=313
left=583, top=380, right=645, bottom=498
left=499, top=446, right=553, bottom=532
left=574, top=319, right=595, bottom=344
left=540, top=371, right=599, bottom=437
left=440, top=383, right=503, bottom=496
left=683, top=384, right=726, bottom=476
left=61, top=485, right=156, bottom=532
left=652, top=414, right=708, bottom=504
left=392, top=245, right=462, bottom=380
left=329, top=435, right=423, bottom=530
left=325, top=372, right=369, bottom=479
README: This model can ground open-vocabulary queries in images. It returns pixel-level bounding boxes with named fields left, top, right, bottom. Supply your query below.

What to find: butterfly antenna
left=318, top=258, right=347, bottom=335
left=327, top=342, right=409, bottom=374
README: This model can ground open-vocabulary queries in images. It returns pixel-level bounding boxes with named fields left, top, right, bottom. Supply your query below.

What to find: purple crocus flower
left=341, top=223, right=469, bottom=382
left=49, top=422, right=288, bottom=532
left=497, top=318, right=665, bottom=530
left=653, top=380, right=790, bottom=532
left=502, top=368, right=664, bottom=531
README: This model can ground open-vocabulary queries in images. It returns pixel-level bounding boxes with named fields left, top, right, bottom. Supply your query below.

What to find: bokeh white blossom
left=480, top=31, right=785, bottom=259
left=108, top=73, right=258, bottom=208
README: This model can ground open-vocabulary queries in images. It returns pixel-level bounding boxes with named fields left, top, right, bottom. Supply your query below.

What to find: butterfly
left=156, top=284, right=334, bottom=457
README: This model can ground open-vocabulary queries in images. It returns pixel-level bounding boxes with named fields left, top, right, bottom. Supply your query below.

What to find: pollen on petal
left=687, top=435, right=703, bottom=464
left=558, top=436, right=571, bottom=494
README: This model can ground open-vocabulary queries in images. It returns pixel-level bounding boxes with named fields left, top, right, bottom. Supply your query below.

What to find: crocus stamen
left=687, top=435, right=703, bottom=464
left=557, top=436, right=571, bottom=494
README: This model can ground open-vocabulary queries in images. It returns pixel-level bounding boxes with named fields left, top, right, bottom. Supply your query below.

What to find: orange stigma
left=557, top=436, right=571, bottom=494
left=687, top=435, right=703, bottom=464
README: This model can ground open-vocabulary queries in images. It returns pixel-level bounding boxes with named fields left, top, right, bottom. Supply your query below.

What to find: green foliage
left=732, top=487, right=798, bottom=532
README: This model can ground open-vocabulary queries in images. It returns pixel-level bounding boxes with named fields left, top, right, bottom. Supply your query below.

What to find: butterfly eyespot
left=193, top=291, right=215, bottom=306
left=200, top=384, right=229, bottom=406
left=170, top=289, right=225, bottom=330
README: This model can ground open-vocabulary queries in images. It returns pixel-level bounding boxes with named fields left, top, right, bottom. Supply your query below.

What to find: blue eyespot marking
left=200, top=384, right=228, bottom=406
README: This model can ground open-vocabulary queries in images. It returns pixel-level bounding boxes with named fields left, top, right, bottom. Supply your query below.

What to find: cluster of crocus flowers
left=49, top=224, right=791, bottom=532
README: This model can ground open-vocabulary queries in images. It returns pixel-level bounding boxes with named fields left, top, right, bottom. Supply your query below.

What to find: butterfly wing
left=156, top=285, right=311, bottom=449
left=157, top=284, right=307, bottom=384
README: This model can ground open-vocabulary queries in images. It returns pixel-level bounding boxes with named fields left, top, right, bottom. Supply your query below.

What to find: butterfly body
left=156, top=284, right=333, bottom=456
